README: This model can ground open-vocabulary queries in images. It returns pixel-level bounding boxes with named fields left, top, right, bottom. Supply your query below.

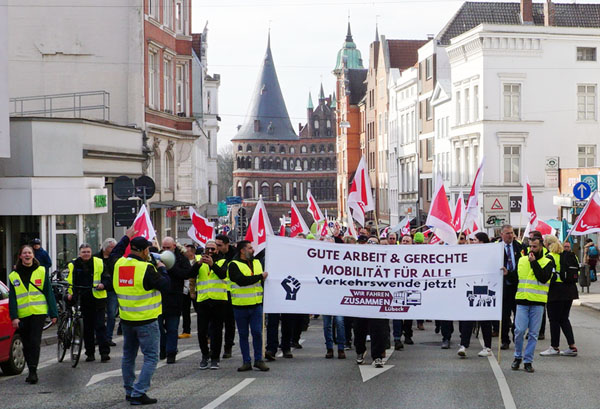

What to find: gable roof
left=387, top=39, right=429, bottom=71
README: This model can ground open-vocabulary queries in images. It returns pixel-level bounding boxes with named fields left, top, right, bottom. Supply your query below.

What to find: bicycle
left=56, top=284, right=92, bottom=368
left=43, top=270, right=69, bottom=331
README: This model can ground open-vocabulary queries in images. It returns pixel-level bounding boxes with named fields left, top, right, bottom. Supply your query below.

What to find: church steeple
left=319, top=83, right=325, bottom=102
left=375, top=23, right=379, bottom=42
left=307, top=92, right=314, bottom=110
left=333, top=20, right=364, bottom=74
left=346, top=21, right=353, bottom=42
left=232, top=33, right=297, bottom=141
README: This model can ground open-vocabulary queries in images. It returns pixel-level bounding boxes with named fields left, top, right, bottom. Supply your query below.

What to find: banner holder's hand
left=126, top=225, right=138, bottom=239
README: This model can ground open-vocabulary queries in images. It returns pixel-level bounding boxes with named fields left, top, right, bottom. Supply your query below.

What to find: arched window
left=237, top=182, right=242, bottom=197
left=165, top=150, right=175, bottom=191
left=260, top=145, right=266, bottom=153
left=275, top=158, right=281, bottom=170
left=310, top=159, right=316, bottom=170
left=238, top=145, right=243, bottom=152
left=268, top=158, right=273, bottom=169
left=153, top=151, right=161, bottom=191
left=318, top=159, right=324, bottom=170
left=273, top=183, right=283, bottom=201
left=301, top=145, right=307, bottom=154
left=279, top=146, right=286, bottom=154
left=246, top=157, right=252, bottom=168
left=326, top=120, right=331, bottom=128
left=244, top=184, right=253, bottom=199
left=328, top=144, right=334, bottom=153
left=290, top=146, right=296, bottom=154
left=208, top=181, right=213, bottom=203
left=261, top=182, right=270, bottom=199
left=246, top=145, right=253, bottom=152
left=314, top=120, right=319, bottom=129
left=319, top=145, right=325, bottom=153
left=296, top=159, right=301, bottom=170
left=325, top=158, right=331, bottom=170
left=282, top=158, right=288, bottom=170
left=303, top=159, right=308, bottom=170
left=269, top=146, right=276, bottom=153
left=311, top=145, right=316, bottom=153
left=254, top=157, right=260, bottom=170
left=261, top=158, right=267, bottom=169
left=236, top=157, right=241, bottom=169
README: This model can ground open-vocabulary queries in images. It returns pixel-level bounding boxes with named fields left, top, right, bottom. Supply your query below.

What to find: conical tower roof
left=232, top=35, right=297, bottom=141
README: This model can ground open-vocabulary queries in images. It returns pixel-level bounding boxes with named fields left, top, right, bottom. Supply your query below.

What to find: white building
left=0, top=1, right=8, bottom=158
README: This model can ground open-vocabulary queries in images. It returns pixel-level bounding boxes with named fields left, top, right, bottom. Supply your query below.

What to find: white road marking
left=275, top=338, right=305, bottom=358
left=86, top=348, right=199, bottom=386
left=201, top=378, right=256, bottom=409
left=358, top=347, right=395, bottom=382
left=478, top=335, right=517, bottom=409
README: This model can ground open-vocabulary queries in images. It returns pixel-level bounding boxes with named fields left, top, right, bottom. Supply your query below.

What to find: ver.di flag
left=306, top=189, right=325, bottom=224
left=463, top=158, right=484, bottom=233
left=245, top=198, right=274, bottom=254
left=348, top=157, right=375, bottom=227
left=569, top=191, right=600, bottom=235
left=522, top=177, right=555, bottom=236
left=290, top=200, right=310, bottom=238
left=187, top=207, right=215, bottom=247
left=125, top=204, right=156, bottom=256
left=426, top=173, right=457, bottom=245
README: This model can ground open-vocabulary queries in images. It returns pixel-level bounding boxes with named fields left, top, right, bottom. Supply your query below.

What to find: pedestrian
left=512, top=237, right=553, bottom=373
left=215, top=234, right=237, bottom=358
left=97, top=238, right=119, bottom=347
left=112, top=233, right=170, bottom=405
left=30, top=238, right=52, bottom=273
left=457, top=232, right=495, bottom=358
left=8, top=245, right=58, bottom=384
left=539, top=236, right=579, bottom=357
left=584, top=238, right=598, bottom=282
left=67, top=243, right=111, bottom=362
left=499, top=224, right=522, bottom=350
left=179, top=244, right=197, bottom=339
left=158, top=237, right=193, bottom=364
left=323, top=315, right=346, bottom=359
left=228, top=240, right=269, bottom=372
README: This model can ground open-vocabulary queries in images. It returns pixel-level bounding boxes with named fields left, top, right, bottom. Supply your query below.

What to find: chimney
left=521, top=0, right=533, bottom=24
left=544, top=0, right=555, bottom=26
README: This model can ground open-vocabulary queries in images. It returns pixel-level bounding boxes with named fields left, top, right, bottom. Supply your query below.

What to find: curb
left=42, top=330, right=58, bottom=346
left=581, top=302, right=600, bottom=312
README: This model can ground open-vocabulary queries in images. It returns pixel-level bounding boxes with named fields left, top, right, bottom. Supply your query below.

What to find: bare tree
left=217, top=144, right=234, bottom=201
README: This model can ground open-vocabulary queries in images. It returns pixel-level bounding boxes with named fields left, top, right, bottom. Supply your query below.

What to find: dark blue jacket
left=34, top=247, right=52, bottom=271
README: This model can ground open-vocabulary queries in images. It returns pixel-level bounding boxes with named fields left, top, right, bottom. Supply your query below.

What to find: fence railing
left=10, top=90, right=110, bottom=121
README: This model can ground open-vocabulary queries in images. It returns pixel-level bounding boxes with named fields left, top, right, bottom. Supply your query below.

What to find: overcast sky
left=191, top=0, right=592, bottom=151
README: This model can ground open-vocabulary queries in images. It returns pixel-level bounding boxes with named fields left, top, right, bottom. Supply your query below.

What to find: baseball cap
left=414, top=232, right=425, bottom=244
left=130, top=236, right=152, bottom=251
left=31, top=238, right=41, bottom=245
left=357, top=235, right=369, bottom=243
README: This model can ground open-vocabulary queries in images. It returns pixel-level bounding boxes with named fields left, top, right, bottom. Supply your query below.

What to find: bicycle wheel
left=56, top=316, right=69, bottom=362
left=71, top=317, right=83, bottom=368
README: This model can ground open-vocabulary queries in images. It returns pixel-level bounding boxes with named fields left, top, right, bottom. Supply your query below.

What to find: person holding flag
left=347, top=157, right=375, bottom=227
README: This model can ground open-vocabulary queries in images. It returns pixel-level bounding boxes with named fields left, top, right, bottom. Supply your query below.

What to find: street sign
left=573, top=182, right=591, bottom=200
left=226, top=196, right=243, bottom=205
left=580, top=175, right=598, bottom=192
left=113, top=199, right=139, bottom=227
left=483, top=193, right=510, bottom=228
left=217, top=201, right=228, bottom=217
left=222, top=225, right=231, bottom=233
left=134, top=176, right=156, bottom=200
left=573, top=200, right=587, bottom=208
left=510, top=196, right=522, bottom=213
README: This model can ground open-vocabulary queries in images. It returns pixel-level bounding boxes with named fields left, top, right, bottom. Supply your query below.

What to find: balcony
left=10, top=91, right=110, bottom=122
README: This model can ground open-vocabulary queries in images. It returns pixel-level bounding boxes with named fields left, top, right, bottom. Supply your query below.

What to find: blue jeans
left=106, top=291, right=119, bottom=341
left=514, top=304, right=544, bottom=364
left=323, top=316, right=346, bottom=350
left=122, top=320, right=159, bottom=398
left=158, top=314, right=180, bottom=356
left=392, top=320, right=403, bottom=341
left=233, top=305, right=263, bottom=363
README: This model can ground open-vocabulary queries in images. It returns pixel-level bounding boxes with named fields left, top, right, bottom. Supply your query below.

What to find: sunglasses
left=205, top=248, right=217, bottom=251
left=367, top=240, right=378, bottom=244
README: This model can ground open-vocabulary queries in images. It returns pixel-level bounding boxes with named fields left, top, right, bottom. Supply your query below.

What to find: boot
left=222, top=347, right=232, bottom=359
left=25, top=367, right=38, bottom=384
left=325, top=348, right=334, bottom=359
left=253, top=360, right=270, bottom=371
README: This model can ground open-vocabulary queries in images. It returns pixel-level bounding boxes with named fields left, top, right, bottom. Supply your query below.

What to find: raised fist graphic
left=281, top=276, right=301, bottom=300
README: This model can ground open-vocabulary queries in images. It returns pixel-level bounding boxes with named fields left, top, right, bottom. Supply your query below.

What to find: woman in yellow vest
left=8, top=245, right=58, bottom=384
left=539, top=236, right=579, bottom=357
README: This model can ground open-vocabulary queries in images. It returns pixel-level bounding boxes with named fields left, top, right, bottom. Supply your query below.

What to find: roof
left=232, top=35, right=298, bottom=141
left=334, top=22, right=365, bottom=73
left=387, top=39, right=429, bottom=71
left=439, top=1, right=600, bottom=45
left=347, top=69, right=368, bottom=105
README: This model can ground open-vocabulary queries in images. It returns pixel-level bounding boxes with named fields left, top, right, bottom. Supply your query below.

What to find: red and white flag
left=279, top=217, right=286, bottom=237
left=425, top=175, right=457, bottom=245
left=463, top=158, right=484, bottom=233
left=289, top=200, right=310, bottom=238
left=570, top=191, right=600, bottom=235
left=125, top=204, right=157, bottom=256
left=320, top=220, right=329, bottom=237
left=348, top=157, right=375, bottom=227
left=390, top=216, right=411, bottom=236
left=306, top=189, right=325, bottom=224
left=522, top=177, right=555, bottom=236
left=244, top=198, right=274, bottom=254
left=429, top=232, right=442, bottom=245
left=452, top=192, right=464, bottom=233
left=187, top=207, right=215, bottom=247
left=345, top=199, right=359, bottom=238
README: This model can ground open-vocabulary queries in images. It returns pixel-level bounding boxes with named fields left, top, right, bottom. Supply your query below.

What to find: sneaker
left=560, top=347, right=578, bottom=357
left=237, top=362, right=252, bottom=372
left=264, top=351, right=277, bottom=362
left=344, top=342, right=352, bottom=350
left=199, top=356, right=209, bottom=370
left=222, top=347, right=232, bottom=359
left=129, top=394, right=157, bottom=405
left=538, top=334, right=545, bottom=340
left=394, top=340, right=404, bottom=351
left=253, top=360, right=270, bottom=371
left=292, top=342, right=303, bottom=349
left=101, top=354, right=111, bottom=362
left=540, top=347, right=560, bottom=356
left=178, top=333, right=191, bottom=339
left=85, top=355, right=96, bottom=362
left=417, top=323, right=425, bottom=331
left=374, top=358, right=384, bottom=368
left=457, top=345, right=467, bottom=358
left=523, top=363, right=535, bottom=373
left=325, top=349, right=334, bottom=359
left=108, top=341, right=117, bottom=347
left=210, top=359, right=220, bottom=370
left=478, top=348, right=492, bottom=357
left=366, top=335, right=371, bottom=342
left=282, top=350, right=293, bottom=359
left=356, top=352, right=365, bottom=365
left=441, top=340, right=450, bottom=349
left=511, top=358, right=522, bottom=370
left=338, top=350, right=346, bottom=359
left=404, top=337, right=414, bottom=345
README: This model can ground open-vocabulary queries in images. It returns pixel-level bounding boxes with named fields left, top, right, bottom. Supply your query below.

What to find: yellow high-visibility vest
left=228, top=259, right=263, bottom=306
left=113, top=257, right=162, bottom=321
left=516, top=255, right=552, bottom=303
left=9, top=266, right=48, bottom=318
left=67, top=257, right=107, bottom=299
left=196, top=259, right=229, bottom=302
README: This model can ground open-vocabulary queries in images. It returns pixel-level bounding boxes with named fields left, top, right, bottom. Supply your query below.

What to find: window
left=455, top=91, right=461, bottom=125
left=426, top=138, right=433, bottom=161
left=503, top=84, right=521, bottom=120
left=426, top=98, right=432, bottom=121
left=246, top=145, right=252, bottom=152
left=148, top=51, right=158, bottom=108
left=176, top=64, right=187, bottom=115
left=165, top=150, right=175, bottom=191
left=269, top=146, right=276, bottom=153
left=273, top=184, right=283, bottom=201
left=244, top=185, right=253, bottom=199
left=464, top=88, right=470, bottom=123
left=279, top=146, right=286, bottom=154
left=503, top=145, right=521, bottom=184
left=206, top=91, right=211, bottom=113
left=473, top=85, right=479, bottom=121
left=314, top=120, right=319, bottom=129
left=326, top=120, right=331, bottom=128
left=238, top=145, right=243, bottom=152
left=577, top=47, right=597, bottom=62
left=578, top=145, right=596, bottom=167
left=163, top=58, right=173, bottom=113
left=425, top=56, right=433, bottom=80
left=175, top=0, right=186, bottom=34
left=301, top=145, right=307, bottom=153
left=261, top=183, right=270, bottom=199
left=426, top=179, right=433, bottom=201
left=577, top=85, right=596, bottom=120
left=164, top=0, right=173, bottom=29
left=260, top=145, right=266, bottom=153
left=148, top=0, right=157, bottom=19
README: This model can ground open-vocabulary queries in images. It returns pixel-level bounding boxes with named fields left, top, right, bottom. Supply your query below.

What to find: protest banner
left=264, top=236, right=504, bottom=320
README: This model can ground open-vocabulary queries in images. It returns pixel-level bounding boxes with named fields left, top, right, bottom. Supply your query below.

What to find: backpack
left=559, top=251, right=580, bottom=284
left=589, top=245, right=599, bottom=258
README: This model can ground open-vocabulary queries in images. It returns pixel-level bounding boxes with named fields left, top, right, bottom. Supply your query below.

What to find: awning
left=149, top=200, right=195, bottom=209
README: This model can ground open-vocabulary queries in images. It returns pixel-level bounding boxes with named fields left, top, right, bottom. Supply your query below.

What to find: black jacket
left=69, top=257, right=111, bottom=308
left=161, top=247, right=195, bottom=316
left=503, top=239, right=523, bottom=289
left=548, top=251, right=579, bottom=302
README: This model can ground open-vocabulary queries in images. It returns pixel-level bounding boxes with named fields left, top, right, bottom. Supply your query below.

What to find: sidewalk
left=573, top=282, right=600, bottom=311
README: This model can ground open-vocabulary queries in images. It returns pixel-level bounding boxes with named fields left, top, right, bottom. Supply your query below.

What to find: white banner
left=264, top=236, right=504, bottom=320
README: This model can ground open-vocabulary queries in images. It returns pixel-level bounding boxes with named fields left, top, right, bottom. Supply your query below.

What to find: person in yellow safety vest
left=179, top=244, right=198, bottom=339
left=191, top=241, right=229, bottom=370
left=112, top=230, right=170, bottom=406
left=539, top=236, right=579, bottom=357
left=228, top=240, right=269, bottom=372
left=8, top=245, right=58, bottom=384
left=215, top=234, right=237, bottom=359
left=511, top=237, right=553, bottom=373
left=66, top=243, right=111, bottom=363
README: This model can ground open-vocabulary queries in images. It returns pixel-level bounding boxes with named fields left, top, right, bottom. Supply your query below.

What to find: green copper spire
left=333, top=21, right=364, bottom=74
left=307, top=92, right=314, bottom=109
left=330, top=92, right=337, bottom=109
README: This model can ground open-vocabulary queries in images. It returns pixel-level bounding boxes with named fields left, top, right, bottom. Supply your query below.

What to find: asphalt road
left=2, top=305, right=600, bottom=409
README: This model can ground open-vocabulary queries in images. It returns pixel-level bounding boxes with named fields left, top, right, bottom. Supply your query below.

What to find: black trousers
left=459, top=321, right=493, bottom=349
left=547, top=300, right=575, bottom=348
left=292, top=314, right=307, bottom=344
left=354, top=318, right=388, bottom=359
left=196, top=299, right=227, bottom=360
left=19, top=314, right=46, bottom=371
left=440, top=320, right=454, bottom=341
left=344, top=316, right=354, bottom=344
left=402, top=320, right=414, bottom=338
left=265, top=313, right=294, bottom=353
left=81, top=302, right=110, bottom=357
left=224, top=299, right=235, bottom=349
left=181, top=294, right=192, bottom=334
left=540, top=306, right=547, bottom=336
left=501, top=288, right=517, bottom=345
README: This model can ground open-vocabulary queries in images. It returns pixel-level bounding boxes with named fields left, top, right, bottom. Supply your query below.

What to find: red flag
left=522, top=178, right=555, bottom=236
left=125, top=204, right=156, bottom=256
left=244, top=198, right=274, bottom=253
left=306, top=189, right=325, bottom=224
left=289, top=200, right=310, bottom=238
left=187, top=207, right=215, bottom=247
left=429, top=233, right=441, bottom=245
left=452, top=193, right=464, bottom=233
left=279, top=217, right=286, bottom=237
left=570, top=191, right=600, bottom=235
left=348, top=157, right=374, bottom=227
left=320, top=221, right=329, bottom=237
left=463, top=158, right=484, bottom=232
left=425, top=175, right=457, bottom=245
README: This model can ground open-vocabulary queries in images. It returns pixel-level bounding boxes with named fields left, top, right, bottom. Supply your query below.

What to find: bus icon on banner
left=392, top=290, right=422, bottom=306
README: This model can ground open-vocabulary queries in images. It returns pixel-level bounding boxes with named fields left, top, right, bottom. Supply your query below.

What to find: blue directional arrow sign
left=573, top=182, right=591, bottom=200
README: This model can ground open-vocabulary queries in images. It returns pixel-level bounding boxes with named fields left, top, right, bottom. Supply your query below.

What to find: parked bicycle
left=56, top=284, right=93, bottom=368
